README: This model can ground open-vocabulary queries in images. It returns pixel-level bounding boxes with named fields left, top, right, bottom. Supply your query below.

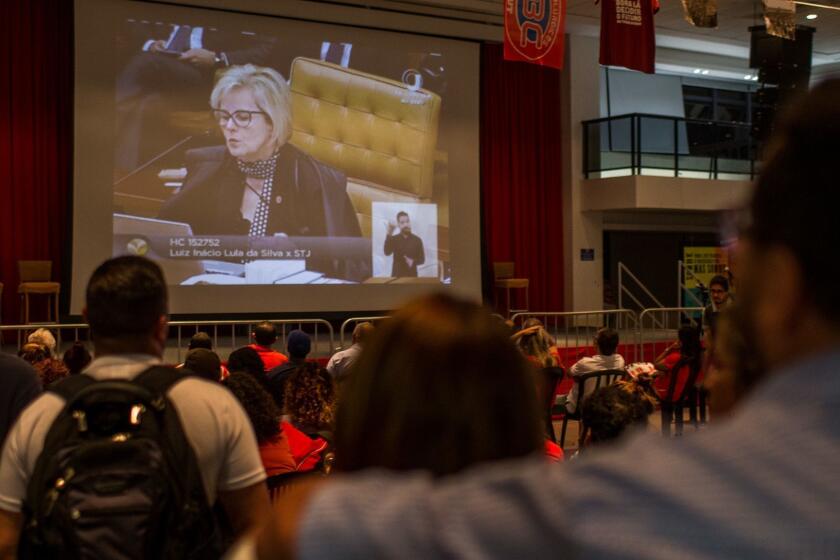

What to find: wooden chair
left=558, top=369, right=626, bottom=448
left=17, top=261, right=60, bottom=324
left=493, top=262, right=529, bottom=317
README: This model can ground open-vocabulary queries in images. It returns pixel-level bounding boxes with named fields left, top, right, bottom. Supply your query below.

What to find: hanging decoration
left=681, top=0, right=718, bottom=28
left=504, top=0, right=566, bottom=70
left=599, top=0, right=658, bottom=73
left=764, top=0, right=797, bottom=39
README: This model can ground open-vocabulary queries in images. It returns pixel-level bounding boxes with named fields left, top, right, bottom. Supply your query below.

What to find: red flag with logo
left=599, top=0, right=657, bottom=73
left=504, top=0, right=566, bottom=70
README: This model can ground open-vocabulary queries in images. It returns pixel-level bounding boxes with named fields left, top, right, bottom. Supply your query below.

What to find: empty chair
left=17, top=261, right=60, bottom=324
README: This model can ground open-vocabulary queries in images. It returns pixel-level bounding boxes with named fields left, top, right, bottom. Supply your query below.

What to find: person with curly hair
left=17, top=343, right=48, bottom=366
left=283, top=362, right=335, bottom=437
left=222, top=372, right=295, bottom=476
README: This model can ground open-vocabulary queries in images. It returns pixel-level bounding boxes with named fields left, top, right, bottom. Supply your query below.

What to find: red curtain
left=0, top=0, right=73, bottom=325
left=481, top=43, right=564, bottom=312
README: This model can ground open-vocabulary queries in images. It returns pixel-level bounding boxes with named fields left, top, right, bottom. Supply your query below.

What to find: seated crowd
left=1, top=82, right=839, bottom=558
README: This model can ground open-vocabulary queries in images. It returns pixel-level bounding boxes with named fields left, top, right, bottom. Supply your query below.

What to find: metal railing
left=511, top=310, right=640, bottom=363
left=339, top=316, right=389, bottom=349
left=618, top=262, right=665, bottom=322
left=677, top=260, right=708, bottom=308
left=1, top=319, right=335, bottom=363
left=637, top=307, right=704, bottom=361
left=583, top=113, right=757, bottom=181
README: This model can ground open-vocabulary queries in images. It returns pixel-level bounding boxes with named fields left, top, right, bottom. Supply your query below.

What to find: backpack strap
left=48, top=374, right=97, bottom=402
left=132, top=365, right=186, bottom=398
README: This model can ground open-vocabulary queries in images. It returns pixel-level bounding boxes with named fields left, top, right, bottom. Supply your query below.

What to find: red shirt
left=599, top=0, right=656, bottom=73
left=248, top=344, right=289, bottom=372
left=544, top=440, right=565, bottom=462
left=655, top=351, right=701, bottom=402
left=259, top=429, right=297, bottom=477
left=281, top=421, right=329, bottom=472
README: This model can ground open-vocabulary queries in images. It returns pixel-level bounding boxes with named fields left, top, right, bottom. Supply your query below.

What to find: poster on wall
left=682, top=246, right=730, bottom=308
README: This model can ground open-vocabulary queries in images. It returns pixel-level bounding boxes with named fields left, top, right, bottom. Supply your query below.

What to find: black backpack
left=20, top=366, right=223, bottom=559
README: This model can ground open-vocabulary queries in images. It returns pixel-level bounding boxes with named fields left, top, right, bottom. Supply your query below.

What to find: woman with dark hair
left=62, top=341, right=92, bottom=375
left=222, top=372, right=296, bottom=476
left=654, top=325, right=704, bottom=402
left=335, top=293, right=545, bottom=478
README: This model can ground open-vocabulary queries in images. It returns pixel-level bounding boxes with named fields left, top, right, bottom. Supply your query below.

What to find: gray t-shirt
left=0, top=354, right=266, bottom=512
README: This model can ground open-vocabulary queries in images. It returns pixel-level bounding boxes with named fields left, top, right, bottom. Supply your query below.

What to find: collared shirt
left=326, top=344, right=362, bottom=381
left=0, top=354, right=265, bottom=512
left=296, top=349, right=840, bottom=559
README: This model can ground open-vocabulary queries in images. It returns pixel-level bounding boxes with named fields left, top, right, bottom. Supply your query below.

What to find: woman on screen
left=157, top=64, right=365, bottom=278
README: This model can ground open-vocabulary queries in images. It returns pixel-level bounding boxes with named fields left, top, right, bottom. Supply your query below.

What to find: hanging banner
left=682, top=0, right=718, bottom=28
left=764, top=0, right=796, bottom=39
left=599, top=0, right=657, bottom=74
left=504, top=0, right=566, bottom=70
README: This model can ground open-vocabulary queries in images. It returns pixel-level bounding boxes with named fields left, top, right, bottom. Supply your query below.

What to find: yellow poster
left=683, top=247, right=729, bottom=307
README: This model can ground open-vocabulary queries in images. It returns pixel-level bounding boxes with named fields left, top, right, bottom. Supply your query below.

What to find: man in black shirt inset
left=384, top=211, right=425, bottom=277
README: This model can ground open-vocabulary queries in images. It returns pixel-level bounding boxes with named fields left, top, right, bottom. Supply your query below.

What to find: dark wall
left=603, top=230, right=720, bottom=309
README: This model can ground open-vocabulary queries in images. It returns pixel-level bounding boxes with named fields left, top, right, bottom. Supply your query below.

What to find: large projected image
left=111, top=16, right=452, bottom=286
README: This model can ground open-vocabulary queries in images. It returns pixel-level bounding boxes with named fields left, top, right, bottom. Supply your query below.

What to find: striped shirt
left=299, top=349, right=840, bottom=559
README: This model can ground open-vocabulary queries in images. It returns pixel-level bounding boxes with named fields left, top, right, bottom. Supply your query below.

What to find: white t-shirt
left=565, top=354, right=626, bottom=413
left=0, top=354, right=266, bottom=513
left=326, top=344, right=362, bottom=380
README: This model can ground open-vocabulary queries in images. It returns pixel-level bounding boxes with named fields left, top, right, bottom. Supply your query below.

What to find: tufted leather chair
left=287, top=57, right=442, bottom=238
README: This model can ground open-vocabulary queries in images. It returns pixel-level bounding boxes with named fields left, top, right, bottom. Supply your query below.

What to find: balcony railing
left=582, top=113, right=758, bottom=181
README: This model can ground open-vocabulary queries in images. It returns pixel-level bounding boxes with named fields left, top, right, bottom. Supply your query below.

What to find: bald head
left=352, top=322, right=375, bottom=346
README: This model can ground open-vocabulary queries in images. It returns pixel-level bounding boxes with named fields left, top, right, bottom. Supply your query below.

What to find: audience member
left=703, top=274, right=732, bottom=335
left=561, top=327, right=625, bottom=414
left=228, top=346, right=267, bottom=378
left=283, top=363, right=335, bottom=437
left=26, top=328, right=56, bottom=357
left=703, top=307, right=764, bottom=418
left=188, top=331, right=214, bottom=350
left=248, top=322, right=289, bottom=372
left=326, top=322, right=373, bottom=382
left=247, top=78, right=840, bottom=560
left=513, top=318, right=562, bottom=368
left=183, top=348, right=223, bottom=382
left=61, top=341, right=92, bottom=375
left=223, top=372, right=296, bottom=477
left=0, top=256, right=270, bottom=558
left=580, top=382, right=652, bottom=447
left=0, top=354, right=41, bottom=446
left=266, top=330, right=311, bottom=411
left=33, top=358, right=69, bottom=389
left=334, top=293, right=544, bottom=478
left=17, top=343, right=47, bottom=366
left=654, top=325, right=703, bottom=402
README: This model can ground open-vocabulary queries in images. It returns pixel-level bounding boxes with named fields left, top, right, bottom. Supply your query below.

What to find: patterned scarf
left=237, top=151, right=280, bottom=238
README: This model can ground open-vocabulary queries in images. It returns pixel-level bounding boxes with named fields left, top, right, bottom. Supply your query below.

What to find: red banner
left=599, top=0, right=657, bottom=74
left=504, top=0, right=566, bottom=70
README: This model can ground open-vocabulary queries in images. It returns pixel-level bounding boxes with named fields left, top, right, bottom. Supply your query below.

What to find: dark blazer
left=159, top=143, right=361, bottom=238
left=159, top=143, right=369, bottom=280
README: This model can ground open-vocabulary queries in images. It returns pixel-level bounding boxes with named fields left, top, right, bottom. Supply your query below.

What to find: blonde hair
left=28, top=328, right=56, bottom=355
left=210, top=64, right=292, bottom=148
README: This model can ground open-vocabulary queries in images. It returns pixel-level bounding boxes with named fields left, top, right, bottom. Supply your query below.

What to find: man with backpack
left=0, top=256, right=270, bottom=559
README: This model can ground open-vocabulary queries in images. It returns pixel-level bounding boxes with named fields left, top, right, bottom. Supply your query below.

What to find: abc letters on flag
left=599, top=0, right=657, bottom=74
left=504, top=0, right=566, bottom=70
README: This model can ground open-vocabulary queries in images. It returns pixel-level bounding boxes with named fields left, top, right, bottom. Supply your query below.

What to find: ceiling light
left=752, top=76, right=759, bottom=81
left=693, top=69, right=702, bottom=74
left=701, top=69, right=710, bottom=75
left=806, top=13, right=818, bottom=19
left=744, top=74, right=753, bottom=80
